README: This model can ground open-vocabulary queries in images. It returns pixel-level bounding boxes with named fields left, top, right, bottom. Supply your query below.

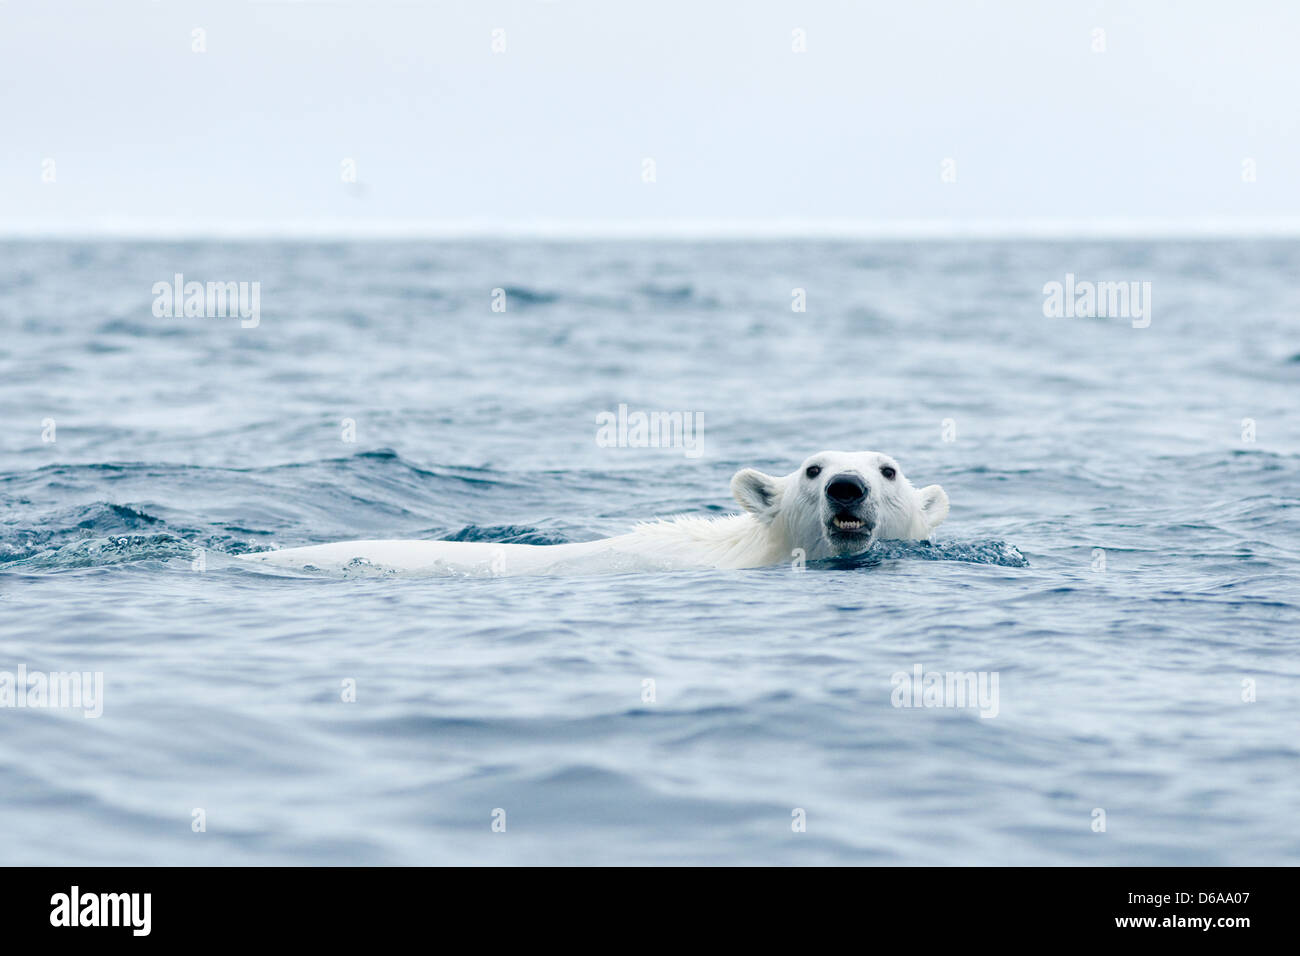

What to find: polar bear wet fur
left=239, top=450, right=948, bottom=575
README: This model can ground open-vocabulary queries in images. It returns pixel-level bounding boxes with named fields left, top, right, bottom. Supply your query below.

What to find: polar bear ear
left=918, top=484, right=949, bottom=531
left=731, top=468, right=783, bottom=522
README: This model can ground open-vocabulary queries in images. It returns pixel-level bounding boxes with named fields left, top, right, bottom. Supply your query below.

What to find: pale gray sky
left=3, top=0, right=1298, bottom=235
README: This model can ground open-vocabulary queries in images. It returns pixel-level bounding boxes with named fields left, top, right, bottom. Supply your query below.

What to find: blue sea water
left=1, top=239, right=1297, bottom=865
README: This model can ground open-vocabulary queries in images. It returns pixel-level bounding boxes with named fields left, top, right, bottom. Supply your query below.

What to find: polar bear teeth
left=833, top=517, right=865, bottom=531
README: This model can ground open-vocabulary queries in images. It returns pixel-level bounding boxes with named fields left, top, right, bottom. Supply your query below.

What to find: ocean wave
left=4, top=533, right=192, bottom=569
left=441, top=524, right=573, bottom=546
left=500, top=285, right=562, bottom=305
left=841, top=539, right=1030, bottom=568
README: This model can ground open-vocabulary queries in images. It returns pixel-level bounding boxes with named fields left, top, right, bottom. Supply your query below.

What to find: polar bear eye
left=805, top=465, right=821, bottom=479
left=880, top=466, right=896, bottom=480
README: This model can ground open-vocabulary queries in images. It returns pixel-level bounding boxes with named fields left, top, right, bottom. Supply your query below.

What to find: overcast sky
left=3, top=0, right=1298, bottom=235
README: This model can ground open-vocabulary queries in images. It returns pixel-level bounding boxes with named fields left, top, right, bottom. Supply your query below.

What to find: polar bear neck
left=625, top=512, right=793, bottom=570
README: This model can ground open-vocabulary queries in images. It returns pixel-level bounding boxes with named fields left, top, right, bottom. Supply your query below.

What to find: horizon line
left=4, top=217, right=1300, bottom=240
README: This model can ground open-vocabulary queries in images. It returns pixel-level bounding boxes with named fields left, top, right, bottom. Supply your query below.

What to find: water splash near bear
left=829, top=539, right=1029, bottom=569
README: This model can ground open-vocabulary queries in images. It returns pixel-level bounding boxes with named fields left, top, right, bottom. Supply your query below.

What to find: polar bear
left=238, top=450, right=948, bottom=575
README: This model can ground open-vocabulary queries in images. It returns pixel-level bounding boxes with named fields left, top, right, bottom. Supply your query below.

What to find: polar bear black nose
left=826, top=473, right=867, bottom=504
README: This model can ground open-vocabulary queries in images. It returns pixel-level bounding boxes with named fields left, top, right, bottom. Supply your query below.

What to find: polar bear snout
left=819, top=471, right=878, bottom=552
left=825, top=473, right=868, bottom=505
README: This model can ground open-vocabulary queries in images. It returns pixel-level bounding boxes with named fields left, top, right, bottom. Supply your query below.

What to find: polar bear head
left=730, top=451, right=949, bottom=559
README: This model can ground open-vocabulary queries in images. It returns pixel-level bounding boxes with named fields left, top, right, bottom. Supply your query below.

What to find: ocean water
left=1, top=239, right=1297, bottom=865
